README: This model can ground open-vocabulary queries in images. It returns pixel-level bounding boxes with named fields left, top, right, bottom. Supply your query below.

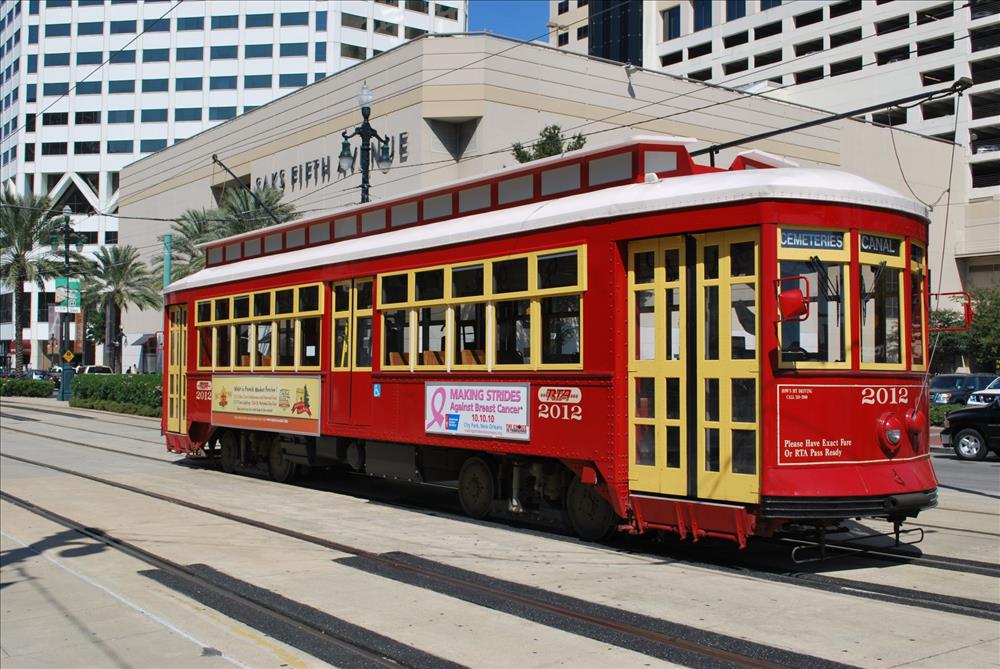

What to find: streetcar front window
left=860, top=263, right=902, bottom=364
left=779, top=259, right=846, bottom=364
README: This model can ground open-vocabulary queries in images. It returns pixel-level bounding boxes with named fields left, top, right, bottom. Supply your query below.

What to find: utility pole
left=55, top=205, right=78, bottom=401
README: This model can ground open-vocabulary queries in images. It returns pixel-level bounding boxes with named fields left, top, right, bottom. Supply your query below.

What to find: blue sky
left=467, top=0, right=550, bottom=42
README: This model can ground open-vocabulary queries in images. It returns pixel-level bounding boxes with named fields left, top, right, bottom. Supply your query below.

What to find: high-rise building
left=0, top=0, right=466, bottom=369
left=550, top=0, right=999, bottom=292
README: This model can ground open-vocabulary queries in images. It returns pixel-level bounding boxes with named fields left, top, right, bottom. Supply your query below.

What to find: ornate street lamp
left=52, top=205, right=83, bottom=400
left=338, top=82, right=393, bottom=203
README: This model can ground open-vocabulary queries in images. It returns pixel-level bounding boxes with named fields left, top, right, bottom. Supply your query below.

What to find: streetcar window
left=634, top=252, right=654, bottom=284
left=635, top=290, right=655, bottom=360
left=286, top=228, right=306, bottom=249
left=233, top=296, right=250, bottom=319
left=666, top=288, right=681, bottom=360
left=254, top=293, right=271, bottom=317
left=214, top=298, right=229, bottom=321
left=452, top=265, right=484, bottom=297
left=705, top=378, right=720, bottom=421
left=244, top=238, right=261, bottom=258
left=334, top=216, right=356, bottom=239
left=732, top=378, right=756, bottom=422
left=498, top=175, right=532, bottom=205
left=356, top=280, right=373, bottom=310
left=196, top=301, right=211, bottom=323
left=664, top=248, right=680, bottom=282
left=255, top=323, right=272, bottom=367
left=309, top=222, right=330, bottom=243
left=731, top=242, right=755, bottom=276
left=454, top=303, right=486, bottom=366
left=216, top=325, right=231, bottom=367
left=458, top=185, right=490, bottom=213
left=383, top=310, right=410, bottom=367
left=299, top=317, right=320, bottom=366
left=225, top=242, right=241, bottom=261
left=275, top=289, right=294, bottom=314
left=732, top=429, right=756, bottom=474
left=276, top=319, right=295, bottom=366
left=415, top=269, right=444, bottom=301
left=666, top=426, right=680, bottom=468
left=541, top=164, right=580, bottom=196
left=860, top=264, right=902, bottom=364
left=589, top=152, right=631, bottom=186
left=495, top=299, right=531, bottom=365
left=779, top=260, right=847, bottom=364
left=333, top=318, right=350, bottom=368
left=635, top=378, right=655, bottom=417
left=730, top=283, right=756, bottom=360
left=423, top=193, right=452, bottom=220
left=541, top=295, right=580, bottom=364
left=705, top=428, right=720, bottom=472
left=264, top=233, right=282, bottom=253
left=704, top=286, right=719, bottom=360
left=417, top=306, right=446, bottom=366
left=493, top=257, right=528, bottom=293
left=298, top=285, right=319, bottom=312
left=391, top=202, right=418, bottom=227
left=208, top=247, right=223, bottom=265
left=704, top=245, right=719, bottom=279
left=381, top=275, right=408, bottom=304
left=538, top=250, right=577, bottom=289
left=355, top=316, right=372, bottom=368
left=361, top=209, right=386, bottom=233
left=236, top=324, right=251, bottom=367
left=911, top=243, right=926, bottom=367
left=334, top=284, right=351, bottom=312
left=198, top=328, right=212, bottom=368
left=635, top=424, right=655, bottom=466
left=666, top=378, right=681, bottom=419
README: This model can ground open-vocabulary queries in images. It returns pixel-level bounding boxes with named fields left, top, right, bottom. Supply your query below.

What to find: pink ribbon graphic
left=426, top=386, right=447, bottom=429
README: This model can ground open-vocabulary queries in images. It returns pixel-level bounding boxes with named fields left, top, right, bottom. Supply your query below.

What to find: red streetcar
left=163, top=136, right=938, bottom=547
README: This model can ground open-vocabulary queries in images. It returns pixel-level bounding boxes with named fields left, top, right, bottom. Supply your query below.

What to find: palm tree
left=89, top=245, right=161, bottom=372
left=217, top=185, right=298, bottom=235
left=0, top=191, right=61, bottom=373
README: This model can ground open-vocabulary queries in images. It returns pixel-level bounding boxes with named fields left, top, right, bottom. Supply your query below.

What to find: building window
left=244, top=74, right=272, bottom=88
left=971, top=26, right=1000, bottom=52
left=245, top=43, right=272, bottom=58
left=211, top=15, right=238, bottom=29
left=26, top=84, right=36, bottom=102
left=755, top=20, right=781, bottom=39
left=28, top=25, right=38, bottom=43
left=689, top=41, right=711, bottom=58
left=755, top=49, right=782, bottom=67
left=660, top=51, right=682, bottom=66
left=723, top=58, right=748, bottom=75
left=724, top=31, right=749, bottom=48
left=794, top=8, right=823, bottom=28
left=140, top=139, right=167, bottom=152
left=921, top=98, right=955, bottom=120
left=279, top=73, right=307, bottom=87
left=77, top=21, right=103, bottom=35
left=917, top=35, right=954, bottom=56
left=210, top=75, right=237, bottom=90
left=76, top=81, right=101, bottom=94
left=175, top=77, right=202, bottom=91
left=280, top=42, right=308, bottom=56
left=875, top=15, right=908, bottom=36
left=405, top=26, right=426, bottom=39
left=43, top=82, right=69, bottom=96
left=43, top=112, right=68, bottom=125
left=406, top=0, right=429, bottom=13
left=830, top=27, right=862, bottom=48
left=436, top=4, right=458, bottom=20
left=24, top=144, right=35, bottom=161
left=176, top=46, right=203, bottom=61
left=920, top=65, right=954, bottom=86
left=760, top=0, right=781, bottom=9
left=794, top=38, right=823, bottom=56
left=74, top=141, right=99, bottom=154
left=557, top=0, right=569, bottom=14
left=280, top=11, right=308, bottom=26
left=829, top=0, right=861, bottom=18
left=211, top=45, right=238, bottom=59
left=27, top=54, right=37, bottom=73
left=25, top=114, right=37, bottom=132
left=75, top=111, right=99, bottom=124
left=374, top=19, right=398, bottom=36
left=209, top=107, right=236, bottom=121
left=107, top=110, right=134, bottom=123
left=577, top=25, right=588, bottom=40
left=104, top=231, right=118, bottom=244
left=663, top=6, right=680, bottom=40
left=174, top=107, right=202, bottom=121
left=693, top=0, right=712, bottom=31
left=341, top=43, right=366, bottom=60
left=46, top=23, right=71, bottom=37
left=876, top=46, right=909, bottom=65
left=557, top=32, right=569, bottom=46
left=143, top=48, right=169, bottom=62
left=42, top=142, right=68, bottom=155
left=342, top=13, right=366, bottom=30
left=107, top=140, right=133, bottom=154
left=246, top=13, right=273, bottom=28
left=688, top=67, right=712, bottom=81
left=794, top=67, right=823, bottom=84
left=830, top=57, right=862, bottom=76
left=109, top=50, right=136, bottom=63
left=143, top=17, right=170, bottom=31
left=141, top=109, right=168, bottom=122
left=315, top=10, right=327, bottom=30
left=109, top=20, right=136, bottom=33
left=109, top=80, right=135, bottom=93
left=314, top=72, right=327, bottom=82
left=142, top=78, right=168, bottom=92
left=727, top=0, right=745, bottom=21
left=917, top=3, right=953, bottom=24
left=315, top=42, right=327, bottom=61
left=177, top=16, right=204, bottom=30
left=872, top=108, right=907, bottom=126
left=43, top=52, right=70, bottom=67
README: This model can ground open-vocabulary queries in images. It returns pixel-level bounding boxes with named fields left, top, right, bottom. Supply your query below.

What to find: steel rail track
left=0, top=414, right=166, bottom=447
left=0, top=451, right=822, bottom=669
left=0, top=399, right=159, bottom=427
left=0, top=489, right=445, bottom=669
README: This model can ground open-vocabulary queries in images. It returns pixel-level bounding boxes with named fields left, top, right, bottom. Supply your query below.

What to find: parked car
left=941, top=398, right=1000, bottom=461
left=29, top=369, right=47, bottom=381
left=968, top=376, right=1000, bottom=406
left=78, top=365, right=113, bottom=374
left=929, top=374, right=996, bottom=405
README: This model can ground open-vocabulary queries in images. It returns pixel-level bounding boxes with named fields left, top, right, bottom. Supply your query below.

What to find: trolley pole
left=338, top=82, right=393, bottom=204
left=57, top=206, right=74, bottom=401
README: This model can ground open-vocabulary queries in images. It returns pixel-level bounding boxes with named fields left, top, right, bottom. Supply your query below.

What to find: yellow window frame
left=354, top=278, right=374, bottom=371
left=776, top=227, right=852, bottom=371
left=910, top=242, right=928, bottom=372
left=858, top=233, right=906, bottom=371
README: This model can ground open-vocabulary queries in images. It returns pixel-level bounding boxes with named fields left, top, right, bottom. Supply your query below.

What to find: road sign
left=63, top=350, right=74, bottom=363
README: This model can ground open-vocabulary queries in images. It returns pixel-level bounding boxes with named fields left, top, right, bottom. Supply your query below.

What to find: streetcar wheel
left=458, top=457, right=494, bottom=519
left=220, top=432, right=239, bottom=474
left=268, top=443, right=299, bottom=483
left=566, top=477, right=616, bottom=541
left=953, top=428, right=988, bottom=461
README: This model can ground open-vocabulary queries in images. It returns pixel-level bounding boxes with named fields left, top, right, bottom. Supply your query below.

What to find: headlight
left=877, top=412, right=905, bottom=454
left=941, top=392, right=952, bottom=402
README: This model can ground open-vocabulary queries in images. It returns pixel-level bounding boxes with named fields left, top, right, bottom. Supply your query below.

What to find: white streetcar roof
left=167, top=167, right=928, bottom=294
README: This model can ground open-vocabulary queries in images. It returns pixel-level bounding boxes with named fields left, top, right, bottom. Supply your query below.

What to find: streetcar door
left=628, top=237, right=688, bottom=496
left=694, top=230, right=760, bottom=505
left=166, top=305, right=187, bottom=434
left=330, top=278, right=374, bottom=425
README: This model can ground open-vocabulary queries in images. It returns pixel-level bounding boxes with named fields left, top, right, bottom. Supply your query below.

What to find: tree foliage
left=511, top=125, right=587, bottom=163
left=929, top=287, right=1000, bottom=373
left=156, top=185, right=299, bottom=281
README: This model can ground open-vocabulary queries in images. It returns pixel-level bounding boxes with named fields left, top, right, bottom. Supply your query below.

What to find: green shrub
left=69, top=397, right=161, bottom=418
left=71, top=374, right=162, bottom=411
left=930, top=403, right=964, bottom=427
left=0, top=378, right=55, bottom=397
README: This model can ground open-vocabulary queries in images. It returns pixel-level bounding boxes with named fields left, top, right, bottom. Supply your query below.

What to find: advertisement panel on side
left=55, top=277, right=81, bottom=314
left=425, top=382, right=530, bottom=441
left=211, top=375, right=321, bottom=436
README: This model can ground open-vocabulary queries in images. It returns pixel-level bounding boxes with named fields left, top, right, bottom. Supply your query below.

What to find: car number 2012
left=195, top=389, right=211, bottom=401
left=538, top=403, right=582, bottom=420
left=860, top=387, right=909, bottom=405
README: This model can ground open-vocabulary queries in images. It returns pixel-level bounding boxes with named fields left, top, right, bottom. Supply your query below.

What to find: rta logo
left=537, top=386, right=582, bottom=404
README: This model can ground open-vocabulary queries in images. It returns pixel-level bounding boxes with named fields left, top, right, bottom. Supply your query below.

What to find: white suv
left=968, top=377, right=1000, bottom=406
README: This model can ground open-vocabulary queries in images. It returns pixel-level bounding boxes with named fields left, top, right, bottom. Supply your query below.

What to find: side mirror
left=775, top=276, right=810, bottom=321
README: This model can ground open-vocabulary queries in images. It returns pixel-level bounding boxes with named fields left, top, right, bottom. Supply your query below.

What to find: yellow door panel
left=166, top=306, right=187, bottom=434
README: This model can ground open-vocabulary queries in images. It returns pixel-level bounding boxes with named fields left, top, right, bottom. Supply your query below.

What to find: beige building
left=119, top=32, right=967, bottom=368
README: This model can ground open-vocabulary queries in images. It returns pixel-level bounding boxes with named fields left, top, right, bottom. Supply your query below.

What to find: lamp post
left=55, top=205, right=81, bottom=401
left=338, top=82, right=393, bottom=204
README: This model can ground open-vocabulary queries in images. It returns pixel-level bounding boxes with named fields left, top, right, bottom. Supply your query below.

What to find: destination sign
left=781, top=229, right=844, bottom=250
left=860, top=233, right=900, bottom=257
